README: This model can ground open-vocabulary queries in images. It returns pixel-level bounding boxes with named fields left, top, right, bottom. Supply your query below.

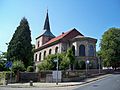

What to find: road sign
left=5, top=61, right=12, bottom=68
left=54, top=59, right=58, bottom=62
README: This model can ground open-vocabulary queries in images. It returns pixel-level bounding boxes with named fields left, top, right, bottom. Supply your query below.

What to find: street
left=0, top=74, right=120, bottom=90
left=74, top=74, right=120, bottom=90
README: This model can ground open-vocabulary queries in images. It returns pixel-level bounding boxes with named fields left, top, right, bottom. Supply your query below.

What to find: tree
left=7, top=17, right=33, bottom=68
left=0, top=52, right=7, bottom=71
left=65, top=48, right=75, bottom=70
left=100, top=27, right=120, bottom=70
left=74, top=60, right=86, bottom=70
left=12, top=60, right=26, bottom=74
left=27, top=66, right=34, bottom=72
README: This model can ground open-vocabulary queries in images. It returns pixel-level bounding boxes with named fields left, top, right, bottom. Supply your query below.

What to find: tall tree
left=65, top=48, right=75, bottom=70
left=7, top=17, right=33, bottom=68
left=100, top=27, right=120, bottom=70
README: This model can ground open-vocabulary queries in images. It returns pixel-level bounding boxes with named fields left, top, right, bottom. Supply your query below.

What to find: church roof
left=42, top=28, right=83, bottom=46
left=36, top=11, right=55, bottom=39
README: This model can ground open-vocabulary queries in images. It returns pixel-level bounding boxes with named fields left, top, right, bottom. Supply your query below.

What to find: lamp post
left=86, top=60, right=90, bottom=77
left=54, top=59, right=58, bottom=85
left=86, top=60, right=89, bottom=77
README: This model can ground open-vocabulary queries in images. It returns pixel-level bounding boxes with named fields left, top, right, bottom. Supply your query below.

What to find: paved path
left=0, top=74, right=111, bottom=90
left=74, top=74, right=120, bottom=90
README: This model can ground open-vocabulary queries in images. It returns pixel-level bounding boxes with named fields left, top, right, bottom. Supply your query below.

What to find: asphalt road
left=74, top=74, right=120, bottom=90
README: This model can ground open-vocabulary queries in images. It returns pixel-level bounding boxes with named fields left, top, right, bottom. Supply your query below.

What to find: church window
left=55, top=47, right=58, bottom=54
left=72, top=45, right=75, bottom=56
left=49, top=49, right=52, bottom=55
left=88, top=45, right=94, bottom=56
left=39, top=52, right=41, bottom=61
left=35, top=54, right=37, bottom=61
left=79, top=44, right=85, bottom=56
left=44, top=51, right=46, bottom=59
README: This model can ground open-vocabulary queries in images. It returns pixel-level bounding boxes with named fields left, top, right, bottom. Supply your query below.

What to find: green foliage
left=75, top=60, right=86, bottom=70
left=37, top=48, right=75, bottom=71
left=37, top=54, right=57, bottom=71
left=65, top=48, right=75, bottom=70
left=89, top=60, right=96, bottom=69
left=7, top=17, right=33, bottom=68
left=27, top=66, right=34, bottom=72
left=12, top=60, right=25, bottom=74
left=0, top=52, right=7, bottom=71
left=100, top=27, right=120, bottom=69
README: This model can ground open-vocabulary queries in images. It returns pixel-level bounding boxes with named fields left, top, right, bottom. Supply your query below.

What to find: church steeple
left=43, top=10, right=50, bottom=31
left=39, top=10, right=55, bottom=38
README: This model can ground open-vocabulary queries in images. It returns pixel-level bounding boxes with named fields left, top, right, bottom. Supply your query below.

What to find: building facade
left=34, top=11, right=97, bottom=69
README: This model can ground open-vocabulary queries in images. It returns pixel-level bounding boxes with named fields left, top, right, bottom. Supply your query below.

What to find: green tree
left=65, top=48, right=75, bottom=70
left=100, top=27, right=120, bottom=70
left=37, top=54, right=57, bottom=71
left=0, top=52, right=7, bottom=71
left=27, top=66, right=34, bottom=72
left=7, top=17, right=33, bottom=68
left=74, top=60, right=86, bottom=70
left=12, top=60, right=26, bottom=74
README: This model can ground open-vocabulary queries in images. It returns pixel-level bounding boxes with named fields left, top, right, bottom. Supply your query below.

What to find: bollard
left=29, top=80, right=33, bottom=86
left=4, top=80, right=8, bottom=85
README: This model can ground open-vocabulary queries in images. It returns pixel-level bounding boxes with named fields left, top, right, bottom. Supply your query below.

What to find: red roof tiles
left=44, top=30, right=72, bottom=45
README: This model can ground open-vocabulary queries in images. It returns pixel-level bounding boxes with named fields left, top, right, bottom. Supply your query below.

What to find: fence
left=16, top=69, right=115, bottom=83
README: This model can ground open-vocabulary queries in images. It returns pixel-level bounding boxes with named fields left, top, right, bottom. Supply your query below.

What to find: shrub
left=12, top=60, right=26, bottom=74
left=27, top=66, right=34, bottom=72
left=75, top=60, right=86, bottom=70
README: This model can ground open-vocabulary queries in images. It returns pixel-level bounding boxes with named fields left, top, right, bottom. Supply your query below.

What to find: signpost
left=54, top=59, right=58, bottom=85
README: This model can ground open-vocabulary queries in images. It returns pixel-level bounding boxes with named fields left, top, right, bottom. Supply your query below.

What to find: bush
left=75, top=60, right=86, bottom=70
left=27, top=66, right=34, bottom=72
left=12, top=60, right=26, bottom=74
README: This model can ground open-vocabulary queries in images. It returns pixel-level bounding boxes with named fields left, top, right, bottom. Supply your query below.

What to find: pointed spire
left=43, top=10, right=50, bottom=31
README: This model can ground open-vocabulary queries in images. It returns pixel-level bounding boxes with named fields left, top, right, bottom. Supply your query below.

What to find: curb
left=0, top=74, right=111, bottom=88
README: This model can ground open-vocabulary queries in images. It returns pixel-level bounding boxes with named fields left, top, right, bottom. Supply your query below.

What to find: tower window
left=38, top=41, right=40, bottom=48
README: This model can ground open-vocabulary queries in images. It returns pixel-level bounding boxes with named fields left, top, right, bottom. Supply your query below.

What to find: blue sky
left=0, top=0, right=120, bottom=52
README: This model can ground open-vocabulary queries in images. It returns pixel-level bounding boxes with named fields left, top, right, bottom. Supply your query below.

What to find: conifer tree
left=7, top=17, right=33, bottom=68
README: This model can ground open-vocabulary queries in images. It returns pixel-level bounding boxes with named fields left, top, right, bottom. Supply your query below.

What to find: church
left=34, top=11, right=97, bottom=68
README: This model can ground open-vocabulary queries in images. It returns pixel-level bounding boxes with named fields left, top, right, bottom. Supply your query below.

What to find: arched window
left=79, top=44, right=85, bottom=56
left=55, top=47, right=58, bottom=54
left=88, top=45, right=94, bottom=56
left=39, top=52, right=41, bottom=61
left=49, top=49, right=52, bottom=55
left=38, top=41, right=40, bottom=48
left=44, top=51, right=46, bottom=59
left=72, top=45, right=75, bottom=56
left=35, top=54, right=37, bottom=61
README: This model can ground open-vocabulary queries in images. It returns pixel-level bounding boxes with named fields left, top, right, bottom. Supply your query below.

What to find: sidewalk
left=0, top=74, right=111, bottom=88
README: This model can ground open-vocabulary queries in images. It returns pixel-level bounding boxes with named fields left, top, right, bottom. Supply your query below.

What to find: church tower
left=35, top=10, right=55, bottom=49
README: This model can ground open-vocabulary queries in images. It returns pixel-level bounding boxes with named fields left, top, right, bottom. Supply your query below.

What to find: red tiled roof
left=43, top=30, right=72, bottom=46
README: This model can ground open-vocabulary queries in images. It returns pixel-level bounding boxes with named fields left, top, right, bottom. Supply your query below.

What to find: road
left=0, top=74, right=120, bottom=90
left=74, top=74, right=120, bottom=90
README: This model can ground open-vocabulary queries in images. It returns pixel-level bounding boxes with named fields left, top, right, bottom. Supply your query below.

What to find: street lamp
left=86, top=60, right=89, bottom=77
